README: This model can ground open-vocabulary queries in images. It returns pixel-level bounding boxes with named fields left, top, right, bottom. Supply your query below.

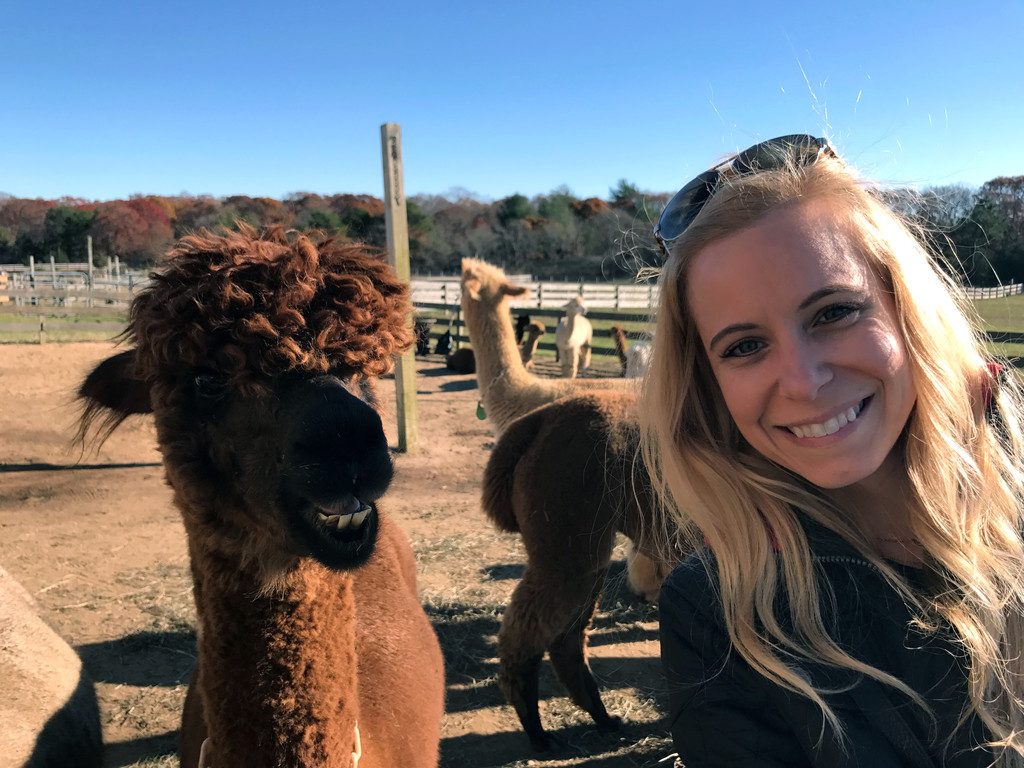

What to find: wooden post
left=86, top=235, right=94, bottom=308
left=380, top=122, right=418, bottom=453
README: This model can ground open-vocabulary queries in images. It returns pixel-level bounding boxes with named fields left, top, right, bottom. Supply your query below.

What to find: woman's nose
left=775, top=338, right=832, bottom=401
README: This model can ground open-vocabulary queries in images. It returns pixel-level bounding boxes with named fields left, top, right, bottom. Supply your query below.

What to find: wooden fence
left=413, top=301, right=652, bottom=358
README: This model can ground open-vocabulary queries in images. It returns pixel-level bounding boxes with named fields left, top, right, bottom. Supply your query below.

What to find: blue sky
left=2, top=0, right=1021, bottom=202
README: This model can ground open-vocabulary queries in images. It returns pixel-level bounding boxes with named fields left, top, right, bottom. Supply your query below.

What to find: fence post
left=615, top=284, right=620, bottom=310
left=537, top=282, right=543, bottom=308
left=87, top=235, right=94, bottom=308
left=380, top=122, right=418, bottom=454
left=50, top=256, right=56, bottom=289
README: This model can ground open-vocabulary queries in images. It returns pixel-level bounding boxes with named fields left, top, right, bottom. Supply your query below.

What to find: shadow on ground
left=104, top=730, right=178, bottom=767
left=78, top=630, right=196, bottom=688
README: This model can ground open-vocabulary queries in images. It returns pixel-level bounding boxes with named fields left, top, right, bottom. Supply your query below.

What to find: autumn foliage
left=1, top=175, right=1021, bottom=281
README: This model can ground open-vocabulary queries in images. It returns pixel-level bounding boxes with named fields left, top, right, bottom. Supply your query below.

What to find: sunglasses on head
left=654, top=134, right=835, bottom=252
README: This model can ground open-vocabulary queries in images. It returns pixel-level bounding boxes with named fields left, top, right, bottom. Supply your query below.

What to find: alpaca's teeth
left=351, top=509, right=370, bottom=528
left=335, top=513, right=354, bottom=531
left=318, top=512, right=329, bottom=522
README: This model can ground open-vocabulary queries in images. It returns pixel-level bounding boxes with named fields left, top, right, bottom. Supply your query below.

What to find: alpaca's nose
left=282, top=376, right=393, bottom=501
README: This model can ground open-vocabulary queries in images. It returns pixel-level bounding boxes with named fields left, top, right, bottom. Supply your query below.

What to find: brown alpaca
left=609, top=324, right=629, bottom=376
left=519, top=320, right=545, bottom=371
left=482, top=393, right=676, bottom=751
left=460, top=259, right=675, bottom=751
left=76, top=227, right=444, bottom=768
left=446, top=346, right=476, bottom=374
left=459, top=258, right=628, bottom=435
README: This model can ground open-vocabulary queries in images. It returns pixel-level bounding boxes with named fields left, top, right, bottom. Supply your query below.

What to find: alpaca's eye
left=193, top=374, right=227, bottom=400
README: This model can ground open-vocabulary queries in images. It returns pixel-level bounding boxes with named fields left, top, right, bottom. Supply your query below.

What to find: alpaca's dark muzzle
left=277, top=375, right=393, bottom=570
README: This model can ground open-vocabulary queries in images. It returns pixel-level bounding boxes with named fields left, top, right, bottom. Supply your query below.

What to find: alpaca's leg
left=498, top=568, right=570, bottom=752
left=559, top=347, right=574, bottom=378
left=580, top=343, right=592, bottom=370
left=547, top=565, right=621, bottom=732
left=625, top=542, right=665, bottom=603
left=566, top=346, right=579, bottom=379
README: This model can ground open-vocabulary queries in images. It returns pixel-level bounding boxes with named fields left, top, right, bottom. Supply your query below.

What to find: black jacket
left=659, top=518, right=992, bottom=767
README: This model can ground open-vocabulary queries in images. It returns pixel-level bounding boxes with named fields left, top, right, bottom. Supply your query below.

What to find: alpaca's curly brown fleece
left=127, top=225, right=412, bottom=391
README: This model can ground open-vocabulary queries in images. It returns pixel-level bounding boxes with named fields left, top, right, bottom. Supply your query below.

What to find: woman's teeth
left=789, top=401, right=865, bottom=439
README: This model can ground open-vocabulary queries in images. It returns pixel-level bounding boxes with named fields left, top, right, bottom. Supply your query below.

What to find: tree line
left=0, top=176, right=1020, bottom=284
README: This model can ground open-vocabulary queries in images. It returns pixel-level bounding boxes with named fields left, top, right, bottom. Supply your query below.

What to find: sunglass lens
left=657, top=170, right=718, bottom=243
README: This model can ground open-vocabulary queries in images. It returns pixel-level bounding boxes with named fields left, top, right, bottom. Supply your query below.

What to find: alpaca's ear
left=501, top=284, right=528, bottom=298
left=463, top=277, right=482, bottom=300
left=75, top=350, right=152, bottom=451
left=79, top=350, right=152, bottom=416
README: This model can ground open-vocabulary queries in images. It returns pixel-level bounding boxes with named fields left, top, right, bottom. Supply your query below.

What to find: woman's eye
left=722, top=339, right=764, bottom=358
left=816, top=303, right=861, bottom=325
left=193, top=374, right=227, bottom=399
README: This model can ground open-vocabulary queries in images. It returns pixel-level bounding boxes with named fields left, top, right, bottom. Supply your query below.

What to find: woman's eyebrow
left=797, top=284, right=860, bottom=311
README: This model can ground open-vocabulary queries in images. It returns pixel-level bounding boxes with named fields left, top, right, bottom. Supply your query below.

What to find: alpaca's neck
left=191, top=545, right=359, bottom=767
left=462, top=297, right=534, bottom=408
left=612, top=329, right=628, bottom=366
left=463, top=293, right=630, bottom=434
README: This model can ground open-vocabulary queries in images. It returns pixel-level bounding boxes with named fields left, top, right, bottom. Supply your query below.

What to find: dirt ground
left=0, top=342, right=672, bottom=768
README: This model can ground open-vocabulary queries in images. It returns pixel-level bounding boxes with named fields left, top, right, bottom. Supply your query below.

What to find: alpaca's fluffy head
left=525, top=320, right=546, bottom=340
left=562, top=296, right=587, bottom=316
left=78, top=226, right=413, bottom=580
left=130, top=225, right=411, bottom=392
left=460, top=258, right=528, bottom=308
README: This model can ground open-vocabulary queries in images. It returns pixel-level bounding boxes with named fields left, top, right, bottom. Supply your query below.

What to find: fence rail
left=3, top=265, right=1020, bottom=307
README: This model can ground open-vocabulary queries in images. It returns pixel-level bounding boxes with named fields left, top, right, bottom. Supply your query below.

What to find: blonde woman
left=640, top=135, right=1024, bottom=767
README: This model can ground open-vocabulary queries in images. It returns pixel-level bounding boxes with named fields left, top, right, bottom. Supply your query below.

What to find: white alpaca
left=609, top=324, right=651, bottom=379
left=625, top=342, right=651, bottom=379
left=555, top=297, right=593, bottom=378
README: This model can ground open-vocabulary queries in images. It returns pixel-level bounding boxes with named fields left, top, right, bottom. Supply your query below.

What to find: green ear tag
left=476, top=400, right=487, bottom=420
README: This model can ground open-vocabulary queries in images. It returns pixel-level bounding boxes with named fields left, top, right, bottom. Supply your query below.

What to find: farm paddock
left=0, top=342, right=671, bottom=768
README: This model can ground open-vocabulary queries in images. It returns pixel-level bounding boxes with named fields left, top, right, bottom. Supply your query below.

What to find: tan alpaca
left=459, top=258, right=628, bottom=435
left=0, top=566, right=102, bottom=767
left=519, top=320, right=546, bottom=370
left=77, top=228, right=444, bottom=768
left=554, top=297, right=593, bottom=378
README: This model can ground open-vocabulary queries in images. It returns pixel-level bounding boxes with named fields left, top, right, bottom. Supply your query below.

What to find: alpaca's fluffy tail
left=609, top=325, right=629, bottom=374
left=481, top=409, right=544, bottom=534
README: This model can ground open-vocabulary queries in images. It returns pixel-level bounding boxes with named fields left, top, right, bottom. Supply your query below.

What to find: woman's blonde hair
left=639, top=152, right=1024, bottom=764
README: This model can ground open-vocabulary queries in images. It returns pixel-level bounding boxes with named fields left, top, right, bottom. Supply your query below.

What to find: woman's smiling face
left=685, top=197, right=917, bottom=490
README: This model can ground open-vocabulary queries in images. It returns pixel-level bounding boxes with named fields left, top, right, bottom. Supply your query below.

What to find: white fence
left=2, top=263, right=1021, bottom=310
left=411, top=279, right=659, bottom=309
left=963, top=283, right=1024, bottom=300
